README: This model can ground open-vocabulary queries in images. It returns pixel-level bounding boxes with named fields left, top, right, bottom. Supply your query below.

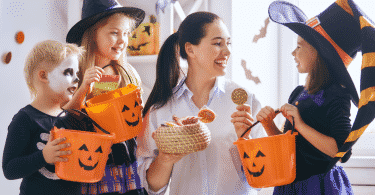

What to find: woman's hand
left=81, top=66, right=104, bottom=89
left=147, top=132, right=190, bottom=192
left=230, top=104, right=254, bottom=139
left=155, top=151, right=188, bottom=167
left=42, top=136, right=71, bottom=165
left=280, top=103, right=304, bottom=130
left=151, top=132, right=189, bottom=165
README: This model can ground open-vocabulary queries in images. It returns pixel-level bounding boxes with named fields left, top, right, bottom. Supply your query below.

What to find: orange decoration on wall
left=127, top=15, right=160, bottom=56
left=15, top=31, right=25, bottom=44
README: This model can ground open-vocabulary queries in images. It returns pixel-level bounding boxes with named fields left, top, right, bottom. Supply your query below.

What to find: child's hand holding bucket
left=256, top=106, right=280, bottom=129
left=42, top=135, right=72, bottom=165
left=279, top=103, right=303, bottom=130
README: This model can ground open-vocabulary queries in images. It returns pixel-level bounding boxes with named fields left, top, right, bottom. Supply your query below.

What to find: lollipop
left=231, top=88, right=248, bottom=105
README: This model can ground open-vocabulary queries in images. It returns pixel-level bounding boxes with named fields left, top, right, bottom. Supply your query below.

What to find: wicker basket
left=153, top=121, right=211, bottom=154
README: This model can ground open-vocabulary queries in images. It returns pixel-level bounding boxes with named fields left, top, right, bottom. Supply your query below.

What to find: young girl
left=256, top=0, right=370, bottom=194
left=137, top=11, right=266, bottom=195
left=2, top=40, right=84, bottom=195
left=65, top=0, right=147, bottom=194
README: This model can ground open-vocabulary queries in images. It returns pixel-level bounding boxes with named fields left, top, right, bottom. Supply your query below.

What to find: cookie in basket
left=198, top=106, right=216, bottom=123
left=154, top=115, right=211, bottom=154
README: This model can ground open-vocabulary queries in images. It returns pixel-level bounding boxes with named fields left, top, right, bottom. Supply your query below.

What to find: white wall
left=0, top=0, right=78, bottom=194
left=232, top=0, right=299, bottom=127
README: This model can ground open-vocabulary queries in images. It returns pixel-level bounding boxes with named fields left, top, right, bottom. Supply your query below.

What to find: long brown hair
left=305, top=55, right=331, bottom=94
left=142, top=12, right=221, bottom=116
left=78, top=13, right=140, bottom=90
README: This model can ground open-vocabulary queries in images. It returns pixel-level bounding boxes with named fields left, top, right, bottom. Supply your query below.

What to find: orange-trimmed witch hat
left=269, top=0, right=375, bottom=170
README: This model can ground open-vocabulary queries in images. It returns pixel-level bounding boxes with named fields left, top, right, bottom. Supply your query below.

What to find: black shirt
left=283, top=84, right=352, bottom=181
left=2, top=105, right=82, bottom=195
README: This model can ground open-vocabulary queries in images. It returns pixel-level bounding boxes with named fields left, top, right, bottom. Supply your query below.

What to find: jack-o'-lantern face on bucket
left=244, top=150, right=266, bottom=177
left=78, top=144, right=103, bottom=171
left=122, top=99, right=141, bottom=127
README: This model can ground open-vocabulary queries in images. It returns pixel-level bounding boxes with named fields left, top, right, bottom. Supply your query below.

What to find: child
left=65, top=0, right=147, bottom=194
left=137, top=11, right=266, bottom=195
left=2, top=40, right=84, bottom=195
left=256, top=0, right=373, bottom=194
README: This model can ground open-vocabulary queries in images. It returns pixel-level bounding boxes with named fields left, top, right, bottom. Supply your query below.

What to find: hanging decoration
left=155, top=0, right=177, bottom=14
left=15, top=31, right=25, bottom=44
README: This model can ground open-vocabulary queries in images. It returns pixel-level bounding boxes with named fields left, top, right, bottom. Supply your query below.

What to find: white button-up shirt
left=137, top=76, right=266, bottom=195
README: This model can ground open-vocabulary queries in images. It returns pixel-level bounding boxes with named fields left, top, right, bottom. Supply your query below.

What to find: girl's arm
left=294, top=122, right=338, bottom=157
left=280, top=103, right=339, bottom=157
left=2, top=112, right=48, bottom=179
left=62, top=82, right=91, bottom=110
left=63, top=67, right=104, bottom=110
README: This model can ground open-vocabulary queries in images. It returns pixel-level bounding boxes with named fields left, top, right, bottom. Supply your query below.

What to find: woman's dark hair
left=143, top=12, right=220, bottom=116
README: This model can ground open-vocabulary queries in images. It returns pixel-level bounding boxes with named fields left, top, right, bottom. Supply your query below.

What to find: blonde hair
left=24, top=40, right=85, bottom=98
left=79, top=12, right=141, bottom=90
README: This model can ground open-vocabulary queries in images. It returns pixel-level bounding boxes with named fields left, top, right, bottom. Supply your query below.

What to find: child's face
left=190, top=20, right=231, bottom=78
left=292, top=36, right=318, bottom=73
left=48, top=55, right=79, bottom=101
left=95, top=14, right=131, bottom=64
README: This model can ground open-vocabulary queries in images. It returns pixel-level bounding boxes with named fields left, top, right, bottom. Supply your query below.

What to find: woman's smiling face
left=190, top=20, right=231, bottom=77
left=48, top=55, right=80, bottom=101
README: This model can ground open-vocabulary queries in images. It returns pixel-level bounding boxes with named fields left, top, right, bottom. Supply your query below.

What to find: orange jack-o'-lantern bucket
left=233, top=119, right=298, bottom=188
left=52, top=110, right=115, bottom=183
left=84, top=83, right=142, bottom=143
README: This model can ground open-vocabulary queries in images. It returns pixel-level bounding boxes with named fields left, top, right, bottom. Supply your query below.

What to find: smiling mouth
left=79, top=159, right=99, bottom=171
left=247, top=165, right=265, bottom=177
left=112, top=47, right=123, bottom=53
left=67, top=86, right=77, bottom=94
left=126, top=116, right=140, bottom=127
left=215, top=59, right=227, bottom=67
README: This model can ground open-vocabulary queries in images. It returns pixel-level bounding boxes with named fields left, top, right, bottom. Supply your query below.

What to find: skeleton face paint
left=48, top=55, right=79, bottom=100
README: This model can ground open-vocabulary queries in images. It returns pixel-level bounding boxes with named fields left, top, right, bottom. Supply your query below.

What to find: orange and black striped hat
left=269, top=0, right=375, bottom=171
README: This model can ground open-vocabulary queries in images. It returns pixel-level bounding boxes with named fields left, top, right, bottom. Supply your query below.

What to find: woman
left=137, top=11, right=266, bottom=195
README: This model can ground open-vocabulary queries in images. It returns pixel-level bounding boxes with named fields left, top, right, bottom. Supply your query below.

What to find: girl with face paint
left=2, top=40, right=85, bottom=195
left=65, top=1, right=147, bottom=194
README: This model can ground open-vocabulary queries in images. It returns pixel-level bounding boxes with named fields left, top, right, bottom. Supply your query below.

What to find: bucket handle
left=84, top=62, right=133, bottom=107
left=240, top=109, right=296, bottom=138
left=53, top=109, right=111, bottom=134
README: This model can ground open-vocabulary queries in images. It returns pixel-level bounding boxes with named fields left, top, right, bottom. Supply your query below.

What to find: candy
left=231, top=88, right=248, bottom=105
left=198, top=106, right=216, bottom=123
